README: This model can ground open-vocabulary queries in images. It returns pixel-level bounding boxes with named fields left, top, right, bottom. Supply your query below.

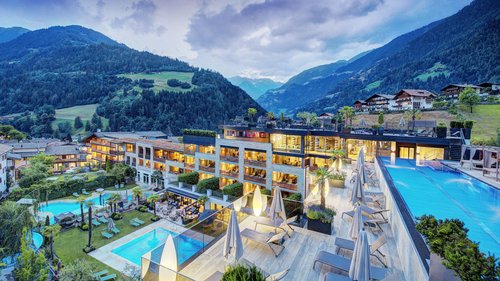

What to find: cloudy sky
left=0, top=0, right=472, bottom=81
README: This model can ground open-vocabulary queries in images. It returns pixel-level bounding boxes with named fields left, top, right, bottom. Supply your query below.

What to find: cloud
left=110, top=0, right=166, bottom=34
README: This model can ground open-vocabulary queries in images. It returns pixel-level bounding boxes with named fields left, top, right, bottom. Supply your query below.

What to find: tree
left=41, top=224, right=61, bottom=261
left=266, top=112, right=275, bottom=120
left=0, top=202, right=33, bottom=258
left=107, top=193, right=122, bottom=213
left=378, top=112, right=384, bottom=126
left=313, top=168, right=334, bottom=209
left=18, top=153, right=55, bottom=188
left=84, top=121, right=91, bottom=132
left=74, top=116, right=83, bottom=129
left=339, top=106, right=355, bottom=127
left=132, top=186, right=143, bottom=205
left=76, top=195, right=86, bottom=227
left=459, top=87, right=480, bottom=113
left=0, top=125, right=26, bottom=140
left=151, top=170, right=163, bottom=188
left=296, top=112, right=317, bottom=126
left=110, top=163, right=130, bottom=185
left=59, top=259, right=96, bottom=281
left=105, top=157, right=113, bottom=173
left=147, top=194, right=160, bottom=217
left=85, top=201, right=94, bottom=249
left=247, top=107, right=257, bottom=122
left=14, top=229, right=48, bottom=281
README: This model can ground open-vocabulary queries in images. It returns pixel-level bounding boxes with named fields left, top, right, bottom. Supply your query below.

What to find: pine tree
left=84, top=121, right=91, bottom=132
left=74, top=116, right=83, bottom=129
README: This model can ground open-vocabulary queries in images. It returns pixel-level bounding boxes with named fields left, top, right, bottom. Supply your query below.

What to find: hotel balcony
left=220, top=155, right=238, bottom=163
left=185, top=163, right=195, bottom=169
left=220, top=170, right=239, bottom=179
left=109, top=150, right=125, bottom=156
left=273, top=181, right=298, bottom=191
left=153, top=156, right=165, bottom=163
left=244, top=174, right=266, bottom=184
left=244, top=159, right=266, bottom=167
left=199, top=165, right=215, bottom=173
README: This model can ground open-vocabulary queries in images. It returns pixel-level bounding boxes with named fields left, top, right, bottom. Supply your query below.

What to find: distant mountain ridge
left=0, top=25, right=264, bottom=135
left=228, top=76, right=283, bottom=99
left=0, top=27, right=29, bottom=43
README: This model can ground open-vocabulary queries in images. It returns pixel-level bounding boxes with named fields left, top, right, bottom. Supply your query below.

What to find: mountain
left=0, top=25, right=264, bottom=136
left=228, top=76, right=283, bottom=99
left=297, top=0, right=499, bottom=114
left=0, top=27, right=29, bottom=43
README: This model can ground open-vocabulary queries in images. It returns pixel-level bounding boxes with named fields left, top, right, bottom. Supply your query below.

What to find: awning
left=166, top=187, right=200, bottom=200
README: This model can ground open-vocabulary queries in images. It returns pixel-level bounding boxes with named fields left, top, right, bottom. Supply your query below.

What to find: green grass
left=364, top=80, right=382, bottom=91
left=52, top=104, right=109, bottom=135
left=118, top=71, right=195, bottom=93
left=54, top=210, right=155, bottom=277
left=462, top=104, right=500, bottom=139
left=414, top=62, right=450, bottom=82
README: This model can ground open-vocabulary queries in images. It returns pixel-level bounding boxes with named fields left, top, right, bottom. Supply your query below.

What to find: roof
left=365, top=93, right=395, bottom=101
left=477, top=82, right=499, bottom=87
left=83, top=131, right=168, bottom=142
left=45, top=143, right=81, bottom=155
left=394, top=89, right=436, bottom=98
left=0, top=143, right=12, bottom=154
left=318, top=113, right=334, bottom=118
left=441, top=84, right=482, bottom=91
left=1, top=138, right=59, bottom=150
left=117, top=138, right=183, bottom=151
left=353, top=100, right=366, bottom=104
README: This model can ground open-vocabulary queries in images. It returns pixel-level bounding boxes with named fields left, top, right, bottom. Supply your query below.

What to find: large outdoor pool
left=111, top=227, right=205, bottom=266
left=382, top=157, right=500, bottom=257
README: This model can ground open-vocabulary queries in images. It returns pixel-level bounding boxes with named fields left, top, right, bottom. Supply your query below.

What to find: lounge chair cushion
left=92, top=270, right=109, bottom=278
left=324, top=272, right=352, bottom=281
left=314, top=251, right=388, bottom=280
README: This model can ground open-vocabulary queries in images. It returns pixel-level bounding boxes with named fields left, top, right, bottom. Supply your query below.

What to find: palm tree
left=107, top=193, right=122, bottom=213
left=42, top=224, right=61, bottom=261
left=313, top=167, right=334, bottom=209
left=85, top=201, right=94, bottom=249
left=151, top=170, right=163, bottom=189
left=132, top=186, right=143, bottom=206
left=405, top=109, right=422, bottom=131
left=266, top=112, right=275, bottom=120
left=76, top=195, right=86, bottom=227
left=247, top=107, right=257, bottom=122
left=147, top=194, right=160, bottom=217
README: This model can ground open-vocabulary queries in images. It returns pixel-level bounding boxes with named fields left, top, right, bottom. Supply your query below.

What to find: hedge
left=182, top=129, right=217, bottom=138
left=8, top=175, right=117, bottom=202
left=178, top=171, right=199, bottom=185
left=287, top=193, right=302, bottom=201
left=222, top=182, right=243, bottom=197
left=196, top=177, right=220, bottom=193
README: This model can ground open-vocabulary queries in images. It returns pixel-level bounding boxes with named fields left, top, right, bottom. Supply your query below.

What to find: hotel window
left=418, top=146, right=444, bottom=160
left=346, top=139, right=376, bottom=162
left=126, top=144, right=135, bottom=153
left=306, top=136, right=339, bottom=154
left=199, top=145, right=215, bottom=154
left=272, top=155, right=302, bottom=167
left=270, top=134, right=302, bottom=152
left=399, top=147, right=415, bottom=159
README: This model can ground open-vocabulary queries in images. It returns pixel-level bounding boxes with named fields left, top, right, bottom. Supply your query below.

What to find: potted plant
left=371, top=125, right=379, bottom=135
left=306, top=205, right=335, bottom=235
left=436, top=123, right=447, bottom=138
left=463, top=120, right=473, bottom=139
left=330, top=172, right=346, bottom=188
left=377, top=112, right=384, bottom=135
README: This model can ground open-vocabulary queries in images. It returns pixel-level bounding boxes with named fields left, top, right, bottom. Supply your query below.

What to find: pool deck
left=443, top=161, right=500, bottom=189
left=179, top=164, right=406, bottom=281
left=89, top=219, right=189, bottom=273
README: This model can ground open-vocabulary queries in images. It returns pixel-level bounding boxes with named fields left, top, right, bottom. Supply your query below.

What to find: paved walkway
left=443, top=161, right=500, bottom=189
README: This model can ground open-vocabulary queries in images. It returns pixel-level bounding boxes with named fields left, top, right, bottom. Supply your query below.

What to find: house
left=364, top=94, right=395, bottom=112
left=353, top=100, right=367, bottom=112
left=0, top=144, right=12, bottom=193
left=441, top=84, right=482, bottom=100
left=392, top=89, right=436, bottom=110
left=317, top=113, right=334, bottom=127
left=477, top=82, right=500, bottom=95
left=45, top=143, right=88, bottom=172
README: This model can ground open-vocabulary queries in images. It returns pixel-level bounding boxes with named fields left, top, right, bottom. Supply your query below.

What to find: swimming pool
left=111, top=227, right=205, bottom=266
left=382, top=157, right=500, bottom=257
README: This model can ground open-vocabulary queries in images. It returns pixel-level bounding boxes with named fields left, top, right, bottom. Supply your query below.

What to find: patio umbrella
left=350, top=173, right=365, bottom=204
left=159, top=235, right=177, bottom=280
left=349, top=205, right=363, bottom=240
left=349, top=229, right=371, bottom=281
left=356, top=149, right=365, bottom=172
left=399, top=116, right=406, bottom=128
left=223, top=210, right=244, bottom=263
left=107, top=218, right=115, bottom=232
left=358, top=163, right=369, bottom=189
left=359, top=118, right=366, bottom=128
left=269, top=186, right=287, bottom=222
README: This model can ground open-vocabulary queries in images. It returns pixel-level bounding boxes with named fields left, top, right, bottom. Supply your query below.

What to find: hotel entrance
left=397, top=143, right=416, bottom=159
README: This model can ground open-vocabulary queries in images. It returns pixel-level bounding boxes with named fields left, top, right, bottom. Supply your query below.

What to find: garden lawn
left=54, top=210, right=154, bottom=276
left=118, top=71, right=195, bottom=93
left=462, top=104, right=500, bottom=140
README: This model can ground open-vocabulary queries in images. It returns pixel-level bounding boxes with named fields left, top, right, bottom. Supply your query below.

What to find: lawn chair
left=313, top=251, right=387, bottom=280
left=92, top=270, right=109, bottom=279
left=254, top=216, right=297, bottom=237
left=334, top=235, right=387, bottom=267
left=99, top=273, right=117, bottom=281
left=132, top=218, right=145, bottom=225
left=130, top=220, right=140, bottom=227
left=324, top=272, right=352, bottom=281
left=110, top=227, right=120, bottom=234
left=82, top=189, right=89, bottom=195
left=73, top=192, right=79, bottom=197
left=240, top=228, right=286, bottom=257
left=92, top=220, right=101, bottom=227
left=265, top=268, right=289, bottom=281
left=98, top=217, right=108, bottom=224
left=342, top=205, right=389, bottom=221
left=101, top=231, right=113, bottom=239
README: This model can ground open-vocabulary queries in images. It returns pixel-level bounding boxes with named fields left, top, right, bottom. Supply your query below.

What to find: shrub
left=182, top=129, right=216, bottom=138
left=464, top=120, right=474, bottom=129
left=306, top=205, right=336, bottom=223
left=287, top=193, right=302, bottom=201
left=260, top=188, right=271, bottom=196
left=222, top=183, right=243, bottom=197
left=81, top=224, right=89, bottom=231
left=377, top=112, right=384, bottom=125
left=167, top=79, right=191, bottom=89
left=111, top=213, right=123, bottom=220
left=178, top=171, right=199, bottom=185
left=331, top=172, right=346, bottom=180
left=222, top=264, right=265, bottom=281
left=436, top=123, right=447, bottom=138
left=151, top=216, right=160, bottom=222
left=136, top=205, right=148, bottom=212
left=416, top=215, right=500, bottom=281
left=197, top=177, right=220, bottom=193
left=471, top=137, right=498, bottom=146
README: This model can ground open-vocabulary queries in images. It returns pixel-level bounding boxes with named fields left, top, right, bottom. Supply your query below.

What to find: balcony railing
left=109, top=150, right=125, bottom=156
left=220, top=155, right=238, bottom=163
left=199, top=165, right=215, bottom=173
left=221, top=170, right=239, bottom=178
left=244, top=159, right=266, bottom=167
left=244, top=174, right=266, bottom=184
left=185, top=163, right=195, bottom=169
left=153, top=156, right=165, bottom=162
left=273, top=181, right=298, bottom=191
left=184, top=149, right=196, bottom=155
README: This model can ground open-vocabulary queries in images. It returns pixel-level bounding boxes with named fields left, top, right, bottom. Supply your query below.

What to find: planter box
left=463, top=128, right=471, bottom=139
left=330, top=179, right=345, bottom=188
left=307, top=218, right=332, bottom=235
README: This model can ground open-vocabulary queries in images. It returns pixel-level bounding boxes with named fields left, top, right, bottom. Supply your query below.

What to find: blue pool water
left=32, top=232, right=43, bottom=251
left=112, top=227, right=206, bottom=266
left=382, top=158, right=500, bottom=257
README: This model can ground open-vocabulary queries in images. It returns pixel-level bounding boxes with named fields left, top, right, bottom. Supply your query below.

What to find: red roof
left=395, top=89, right=436, bottom=98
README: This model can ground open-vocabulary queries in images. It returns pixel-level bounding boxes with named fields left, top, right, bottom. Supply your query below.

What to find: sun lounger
left=92, top=220, right=101, bottom=227
left=82, top=189, right=89, bottom=195
left=204, top=271, right=223, bottom=281
left=241, top=228, right=286, bottom=257
left=265, top=268, right=289, bottom=281
left=73, top=192, right=79, bottom=197
left=99, top=273, right=117, bottom=281
left=324, top=272, right=352, bottom=281
left=110, top=227, right=120, bottom=234
left=254, top=216, right=297, bottom=237
left=132, top=218, right=145, bottom=225
left=92, top=270, right=109, bottom=278
left=101, top=231, right=113, bottom=239
left=335, top=235, right=387, bottom=267
left=313, top=251, right=387, bottom=280
left=130, top=220, right=140, bottom=227
left=342, top=205, right=389, bottom=221
left=98, top=217, right=108, bottom=223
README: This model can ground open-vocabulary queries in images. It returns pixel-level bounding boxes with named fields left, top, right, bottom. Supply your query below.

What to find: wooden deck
left=180, top=164, right=407, bottom=281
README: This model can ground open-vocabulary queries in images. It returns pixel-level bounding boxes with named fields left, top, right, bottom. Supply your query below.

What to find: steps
left=449, top=145, right=462, bottom=161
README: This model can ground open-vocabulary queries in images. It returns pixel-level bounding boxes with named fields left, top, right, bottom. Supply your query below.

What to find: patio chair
left=254, top=216, right=297, bottom=237
left=313, top=251, right=387, bottom=280
left=241, top=228, right=286, bottom=257
left=342, top=205, right=389, bottom=221
left=110, top=227, right=120, bottom=234
left=101, top=231, right=113, bottom=239
left=72, top=192, right=79, bottom=197
left=99, top=273, right=117, bottom=281
left=82, top=189, right=89, bottom=195
left=92, top=270, right=109, bottom=278
left=334, top=235, right=388, bottom=267
left=324, top=272, right=352, bottom=281
left=265, top=268, right=289, bottom=281
left=92, top=220, right=101, bottom=227
left=132, top=218, right=145, bottom=225
left=130, top=220, right=140, bottom=227
left=98, top=217, right=108, bottom=224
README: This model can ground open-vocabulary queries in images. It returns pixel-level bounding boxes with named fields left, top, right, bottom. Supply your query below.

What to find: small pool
left=382, top=157, right=500, bottom=256
left=111, top=227, right=205, bottom=266
left=32, top=232, right=43, bottom=251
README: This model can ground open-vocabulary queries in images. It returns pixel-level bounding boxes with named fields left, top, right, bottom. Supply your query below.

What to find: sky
left=0, top=0, right=472, bottom=82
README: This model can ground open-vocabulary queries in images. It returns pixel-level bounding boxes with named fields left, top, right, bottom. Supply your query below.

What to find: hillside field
left=52, top=104, right=109, bottom=135
left=118, top=71, right=195, bottom=93
left=352, top=104, right=500, bottom=140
